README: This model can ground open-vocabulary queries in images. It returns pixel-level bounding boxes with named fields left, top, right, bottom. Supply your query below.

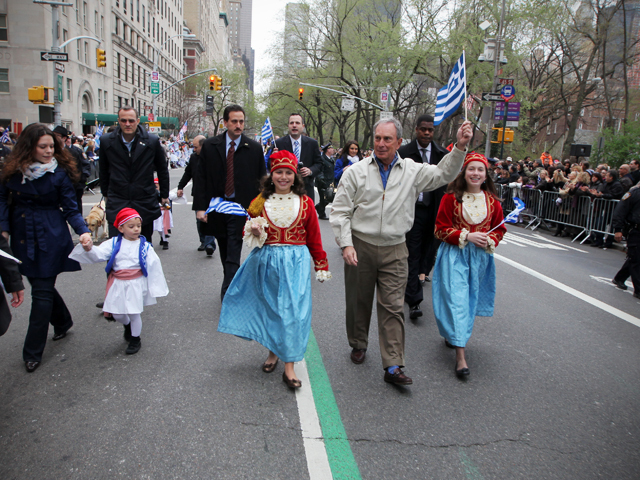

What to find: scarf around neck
left=22, top=158, right=58, bottom=184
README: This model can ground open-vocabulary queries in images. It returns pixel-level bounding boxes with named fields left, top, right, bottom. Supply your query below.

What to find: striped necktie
left=225, top=141, right=235, bottom=198
left=293, top=140, right=300, bottom=161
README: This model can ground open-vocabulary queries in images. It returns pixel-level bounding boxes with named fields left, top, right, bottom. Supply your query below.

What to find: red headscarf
left=115, top=208, right=141, bottom=228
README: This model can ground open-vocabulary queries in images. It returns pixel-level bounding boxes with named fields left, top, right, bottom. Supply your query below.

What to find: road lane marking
left=590, top=275, right=636, bottom=296
left=295, top=359, right=333, bottom=479
left=304, top=330, right=361, bottom=479
left=496, top=254, right=640, bottom=328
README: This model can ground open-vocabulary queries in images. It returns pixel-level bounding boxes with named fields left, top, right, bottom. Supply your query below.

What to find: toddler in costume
left=69, top=208, right=169, bottom=354
left=153, top=177, right=173, bottom=249
left=217, top=150, right=331, bottom=389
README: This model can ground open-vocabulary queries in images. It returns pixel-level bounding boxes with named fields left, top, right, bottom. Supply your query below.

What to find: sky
left=251, top=0, right=292, bottom=95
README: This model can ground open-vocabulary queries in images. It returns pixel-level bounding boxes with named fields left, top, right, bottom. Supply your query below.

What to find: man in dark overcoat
left=99, top=107, right=170, bottom=240
left=397, top=114, right=449, bottom=320
left=194, top=105, right=266, bottom=298
left=275, top=113, right=323, bottom=202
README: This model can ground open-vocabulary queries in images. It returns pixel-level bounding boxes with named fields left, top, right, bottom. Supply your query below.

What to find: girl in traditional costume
left=217, top=150, right=330, bottom=389
left=69, top=207, right=169, bottom=354
left=432, top=152, right=506, bottom=379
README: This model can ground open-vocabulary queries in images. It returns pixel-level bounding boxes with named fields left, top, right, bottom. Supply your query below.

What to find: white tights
left=112, top=313, right=142, bottom=337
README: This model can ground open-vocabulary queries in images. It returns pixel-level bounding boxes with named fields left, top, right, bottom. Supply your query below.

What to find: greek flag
left=205, top=197, right=249, bottom=218
left=504, top=197, right=526, bottom=223
left=178, top=120, right=188, bottom=142
left=94, top=124, right=104, bottom=149
left=261, top=117, right=274, bottom=145
left=0, top=128, right=10, bottom=144
left=434, top=52, right=466, bottom=126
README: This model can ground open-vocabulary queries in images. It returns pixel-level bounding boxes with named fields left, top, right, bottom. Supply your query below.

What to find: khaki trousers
left=345, top=236, right=408, bottom=369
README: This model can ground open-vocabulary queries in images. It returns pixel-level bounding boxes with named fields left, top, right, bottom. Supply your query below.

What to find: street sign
left=498, top=78, right=514, bottom=86
left=501, top=85, right=515, bottom=102
left=148, top=126, right=161, bottom=133
left=40, top=52, right=68, bottom=62
left=55, top=62, right=65, bottom=73
left=148, top=113, right=155, bottom=122
left=380, top=111, right=393, bottom=120
left=482, top=92, right=503, bottom=102
left=151, top=82, right=159, bottom=95
left=380, top=92, right=388, bottom=102
left=148, top=122, right=161, bottom=128
left=57, top=75, right=63, bottom=102
left=144, top=105, right=152, bottom=111
left=151, top=71, right=159, bottom=82
left=341, top=97, right=355, bottom=111
left=506, top=121, right=519, bottom=128
left=494, top=102, right=521, bottom=122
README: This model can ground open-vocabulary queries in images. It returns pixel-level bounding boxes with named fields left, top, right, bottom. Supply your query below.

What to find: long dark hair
left=259, top=170, right=307, bottom=199
left=446, top=161, right=499, bottom=203
left=341, top=140, right=362, bottom=161
left=1, top=123, right=78, bottom=183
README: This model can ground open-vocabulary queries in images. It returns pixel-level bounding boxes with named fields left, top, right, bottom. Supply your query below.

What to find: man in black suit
left=275, top=113, right=323, bottom=202
left=194, top=105, right=266, bottom=298
left=398, top=114, right=449, bottom=319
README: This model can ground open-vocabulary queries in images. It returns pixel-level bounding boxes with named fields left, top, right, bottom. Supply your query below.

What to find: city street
left=1, top=169, right=639, bottom=479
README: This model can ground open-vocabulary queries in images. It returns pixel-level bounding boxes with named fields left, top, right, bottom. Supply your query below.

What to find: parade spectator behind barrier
left=589, top=169, right=624, bottom=248
left=563, top=160, right=572, bottom=175
left=555, top=171, right=578, bottom=236
left=0, top=232, right=25, bottom=337
left=217, top=151, right=330, bottom=390
left=0, top=123, right=92, bottom=373
left=334, top=140, right=362, bottom=185
left=524, top=159, right=544, bottom=182
left=625, top=160, right=640, bottom=185
left=432, top=153, right=506, bottom=379
left=620, top=177, right=633, bottom=192
left=99, top=107, right=170, bottom=241
left=330, top=118, right=472, bottom=386
left=535, top=170, right=556, bottom=192
left=590, top=172, right=603, bottom=190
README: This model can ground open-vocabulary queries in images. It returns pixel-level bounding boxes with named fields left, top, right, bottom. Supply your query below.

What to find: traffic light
left=209, top=75, right=216, bottom=91
left=215, top=76, right=222, bottom=91
left=298, top=88, right=304, bottom=101
left=28, top=86, right=53, bottom=104
left=491, top=127, right=514, bottom=144
left=96, top=48, right=107, bottom=68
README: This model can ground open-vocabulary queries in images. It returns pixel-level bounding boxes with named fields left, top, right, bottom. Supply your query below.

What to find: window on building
left=76, top=0, right=80, bottom=23
left=98, top=88, right=102, bottom=107
left=137, top=0, right=140, bottom=21
left=104, top=91, right=108, bottom=108
left=130, top=0, right=134, bottom=19
left=116, top=52, right=121, bottom=78
left=84, top=41, right=89, bottom=64
left=115, top=16, right=119, bottom=36
left=67, top=78, right=72, bottom=101
left=142, top=6, right=145, bottom=31
left=77, top=40, right=80, bottom=60
left=0, top=68, right=8, bottom=93
left=0, top=15, right=7, bottom=41
left=118, top=96, right=122, bottom=108
left=83, top=2, right=87, bottom=27
left=124, top=57, right=128, bottom=82
left=554, top=122, right=557, bottom=134
left=62, top=29, right=68, bottom=52
left=580, top=108, right=585, bottom=117
left=101, top=16, right=104, bottom=39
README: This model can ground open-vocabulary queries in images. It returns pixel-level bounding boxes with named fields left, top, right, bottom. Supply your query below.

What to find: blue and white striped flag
left=504, top=197, right=526, bottom=223
left=261, top=117, right=274, bottom=145
left=434, top=52, right=466, bottom=126
left=94, top=123, right=104, bottom=149
left=0, top=127, right=10, bottom=144
left=205, top=197, right=249, bottom=218
left=178, top=120, right=188, bottom=142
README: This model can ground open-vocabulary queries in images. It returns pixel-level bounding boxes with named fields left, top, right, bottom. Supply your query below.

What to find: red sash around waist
left=103, top=268, right=143, bottom=317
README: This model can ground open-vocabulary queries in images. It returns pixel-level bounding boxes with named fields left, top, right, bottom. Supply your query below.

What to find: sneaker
left=197, top=243, right=206, bottom=251
left=126, top=336, right=141, bottom=355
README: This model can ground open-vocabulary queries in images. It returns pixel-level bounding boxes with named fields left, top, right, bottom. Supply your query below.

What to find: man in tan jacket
left=330, top=118, right=473, bottom=386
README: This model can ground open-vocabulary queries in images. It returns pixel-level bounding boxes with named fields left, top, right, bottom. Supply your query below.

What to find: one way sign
left=41, top=52, right=69, bottom=62
left=482, top=92, right=503, bottom=102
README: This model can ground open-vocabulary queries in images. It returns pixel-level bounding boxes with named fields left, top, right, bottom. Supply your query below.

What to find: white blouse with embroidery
left=457, top=191, right=496, bottom=253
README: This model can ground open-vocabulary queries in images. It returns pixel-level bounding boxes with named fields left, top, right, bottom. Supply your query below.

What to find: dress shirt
left=374, top=154, right=399, bottom=189
left=121, top=134, right=136, bottom=152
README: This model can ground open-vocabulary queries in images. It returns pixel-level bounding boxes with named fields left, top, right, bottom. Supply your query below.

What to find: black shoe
left=162, top=241, right=169, bottom=250
left=123, top=323, right=132, bottom=341
left=205, top=245, right=214, bottom=256
left=384, top=368, right=413, bottom=385
left=197, top=243, right=206, bottom=251
left=455, top=362, right=470, bottom=379
left=126, top=336, right=141, bottom=355
left=612, top=279, right=628, bottom=290
left=52, top=331, right=68, bottom=341
left=96, top=301, right=104, bottom=308
left=444, top=339, right=456, bottom=349
left=25, top=361, right=40, bottom=373
left=409, top=304, right=423, bottom=320
left=167, top=229, right=171, bottom=234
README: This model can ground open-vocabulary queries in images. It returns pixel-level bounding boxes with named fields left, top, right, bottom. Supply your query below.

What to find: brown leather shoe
left=350, top=348, right=366, bottom=364
left=384, top=368, right=413, bottom=385
left=262, top=358, right=278, bottom=373
left=282, top=372, right=302, bottom=389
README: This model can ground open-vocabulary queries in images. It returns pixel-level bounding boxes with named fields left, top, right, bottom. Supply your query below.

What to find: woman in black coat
left=0, top=123, right=92, bottom=373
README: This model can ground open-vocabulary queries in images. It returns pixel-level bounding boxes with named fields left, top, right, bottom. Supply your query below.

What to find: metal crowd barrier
left=497, top=185, right=543, bottom=230
left=588, top=197, right=620, bottom=238
left=539, top=191, right=592, bottom=242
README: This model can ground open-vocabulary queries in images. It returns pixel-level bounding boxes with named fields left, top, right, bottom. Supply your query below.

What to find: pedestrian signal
left=28, top=86, right=53, bottom=104
left=491, top=127, right=514, bottom=144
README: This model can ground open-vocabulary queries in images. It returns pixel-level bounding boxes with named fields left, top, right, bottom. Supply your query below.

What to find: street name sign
left=498, top=78, right=514, bottom=86
left=41, top=52, right=68, bottom=62
left=379, top=111, right=393, bottom=120
left=341, top=97, right=355, bottom=111
left=151, top=82, right=160, bottom=95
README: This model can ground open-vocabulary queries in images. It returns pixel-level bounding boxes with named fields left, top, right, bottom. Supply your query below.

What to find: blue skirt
left=431, top=242, right=496, bottom=347
left=217, top=245, right=312, bottom=362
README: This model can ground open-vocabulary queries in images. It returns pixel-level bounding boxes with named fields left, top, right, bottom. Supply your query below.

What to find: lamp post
left=482, top=0, right=508, bottom=159
left=152, top=33, right=196, bottom=121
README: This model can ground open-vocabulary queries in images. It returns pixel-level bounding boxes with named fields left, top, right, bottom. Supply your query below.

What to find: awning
left=82, top=113, right=179, bottom=129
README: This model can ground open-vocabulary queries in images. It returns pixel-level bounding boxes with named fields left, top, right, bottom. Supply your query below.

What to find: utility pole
left=484, top=0, right=507, bottom=158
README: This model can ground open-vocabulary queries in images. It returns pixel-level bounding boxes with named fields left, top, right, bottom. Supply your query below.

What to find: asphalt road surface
left=1, top=168, right=639, bottom=479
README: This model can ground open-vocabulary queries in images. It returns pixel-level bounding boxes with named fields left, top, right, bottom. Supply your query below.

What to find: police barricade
left=588, top=198, right=620, bottom=241
left=540, top=191, right=592, bottom=243
left=497, top=185, right=543, bottom=230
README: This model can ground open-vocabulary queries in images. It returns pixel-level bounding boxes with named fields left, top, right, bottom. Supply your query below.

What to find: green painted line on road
left=459, top=448, right=485, bottom=480
left=305, top=330, right=362, bottom=480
